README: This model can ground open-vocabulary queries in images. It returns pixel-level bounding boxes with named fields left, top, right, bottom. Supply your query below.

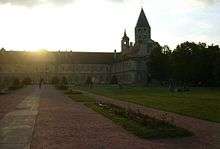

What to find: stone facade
left=0, top=9, right=157, bottom=85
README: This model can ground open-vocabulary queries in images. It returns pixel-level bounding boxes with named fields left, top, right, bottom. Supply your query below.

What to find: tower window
left=138, top=40, right=142, bottom=44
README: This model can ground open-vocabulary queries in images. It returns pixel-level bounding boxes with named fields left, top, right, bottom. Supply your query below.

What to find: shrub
left=110, top=75, right=118, bottom=84
left=51, top=76, right=60, bottom=84
left=56, top=84, right=68, bottom=90
left=23, top=77, right=32, bottom=85
left=62, top=76, right=68, bottom=85
left=66, top=89, right=83, bottom=95
left=9, top=78, right=24, bottom=90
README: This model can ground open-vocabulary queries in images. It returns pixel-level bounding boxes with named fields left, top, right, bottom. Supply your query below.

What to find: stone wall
left=0, top=56, right=151, bottom=85
left=0, top=63, right=112, bottom=85
left=0, top=55, right=151, bottom=85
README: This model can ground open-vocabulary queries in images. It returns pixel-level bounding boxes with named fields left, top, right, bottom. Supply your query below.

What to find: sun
left=27, top=49, right=49, bottom=52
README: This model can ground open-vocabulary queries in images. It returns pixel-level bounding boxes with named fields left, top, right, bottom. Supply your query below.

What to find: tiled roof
left=136, top=8, right=150, bottom=28
left=0, top=51, right=121, bottom=64
left=56, top=52, right=119, bottom=64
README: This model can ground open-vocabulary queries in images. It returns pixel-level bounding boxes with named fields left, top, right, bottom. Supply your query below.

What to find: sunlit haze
left=0, top=0, right=220, bottom=52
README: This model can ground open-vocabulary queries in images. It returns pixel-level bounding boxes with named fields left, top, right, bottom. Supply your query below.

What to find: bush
left=62, top=76, right=68, bottom=85
left=56, top=84, right=68, bottom=90
left=110, top=75, right=118, bottom=84
left=66, top=89, right=83, bottom=95
left=51, top=76, right=60, bottom=84
left=9, top=78, right=24, bottom=90
left=23, top=77, right=32, bottom=85
left=91, top=102, right=192, bottom=139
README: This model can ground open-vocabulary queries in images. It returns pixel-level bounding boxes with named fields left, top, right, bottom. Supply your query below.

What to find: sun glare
left=0, top=0, right=134, bottom=52
left=0, top=0, right=219, bottom=51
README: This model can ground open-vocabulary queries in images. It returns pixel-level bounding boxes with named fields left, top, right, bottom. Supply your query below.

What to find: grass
left=67, top=90, right=192, bottom=139
left=85, top=102, right=192, bottom=139
left=74, top=85, right=220, bottom=123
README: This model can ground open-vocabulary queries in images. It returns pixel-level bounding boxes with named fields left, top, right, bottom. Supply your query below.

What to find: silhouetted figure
left=118, top=83, right=123, bottom=89
left=39, top=78, right=44, bottom=89
left=169, top=79, right=175, bottom=92
left=146, top=73, right=152, bottom=85
left=85, top=76, right=94, bottom=88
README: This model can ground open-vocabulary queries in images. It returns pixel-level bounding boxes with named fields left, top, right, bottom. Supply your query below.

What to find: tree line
left=148, top=41, right=220, bottom=87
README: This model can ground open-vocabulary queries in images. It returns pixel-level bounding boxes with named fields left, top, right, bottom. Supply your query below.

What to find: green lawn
left=75, top=85, right=220, bottom=123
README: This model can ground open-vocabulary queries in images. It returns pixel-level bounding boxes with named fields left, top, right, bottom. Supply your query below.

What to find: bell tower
left=135, top=8, right=151, bottom=46
left=121, top=30, right=130, bottom=53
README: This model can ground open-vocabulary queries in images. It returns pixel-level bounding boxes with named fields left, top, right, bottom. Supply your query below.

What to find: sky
left=0, top=0, right=219, bottom=52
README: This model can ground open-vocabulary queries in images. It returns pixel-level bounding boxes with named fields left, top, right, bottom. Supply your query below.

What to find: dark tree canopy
left=148, top=41, right=220, bottom=87
left=147, top=43, right=171, bottom=83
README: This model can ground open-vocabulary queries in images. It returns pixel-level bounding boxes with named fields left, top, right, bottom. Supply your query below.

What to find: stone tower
left=121, top=30, right=130, bottom=54
left=135, top=8, right=151, bottom=55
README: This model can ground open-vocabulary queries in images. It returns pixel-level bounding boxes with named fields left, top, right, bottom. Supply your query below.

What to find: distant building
left=0, top=8, right=157, bottom=85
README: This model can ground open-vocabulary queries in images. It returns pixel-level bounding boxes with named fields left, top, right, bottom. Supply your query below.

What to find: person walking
left=39, top=78, right=44, bottom=89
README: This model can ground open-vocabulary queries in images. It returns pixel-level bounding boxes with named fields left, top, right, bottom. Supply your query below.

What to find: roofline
left=0, top=51, right=121, bottom=54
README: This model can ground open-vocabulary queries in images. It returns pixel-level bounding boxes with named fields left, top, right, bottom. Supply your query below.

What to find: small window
left=138, top=40, right=142, bottom=44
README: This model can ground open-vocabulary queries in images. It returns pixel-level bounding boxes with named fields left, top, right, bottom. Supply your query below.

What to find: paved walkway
left=0, top=86, right=40, bottom=149
left=0, top=87, right=34, bottom=120
left=30, top=86, right=162, bottom=149
left=0, top=86, right=219, bottom=149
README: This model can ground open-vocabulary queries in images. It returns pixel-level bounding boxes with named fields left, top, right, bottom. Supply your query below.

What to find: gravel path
left=31, top=86, right=163, bottom=149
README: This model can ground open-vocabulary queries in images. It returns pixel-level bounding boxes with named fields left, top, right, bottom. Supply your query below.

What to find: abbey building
left=0, top=9, right=157, bottom=85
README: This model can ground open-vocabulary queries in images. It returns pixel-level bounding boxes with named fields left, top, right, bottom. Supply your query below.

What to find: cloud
left=0, top=0, right=75, bottom=7
left=192, top=0, right=219, bottom=5
left=1, top=0, right=217, bottom=8
left=108, top=0, right=124, bottom=2
left=48, top=0, right=75, bottom=5
left=196, top=0, right=215, bottom=3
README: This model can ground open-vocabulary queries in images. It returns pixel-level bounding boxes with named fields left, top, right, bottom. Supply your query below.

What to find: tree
left=211, top=45, right=220, bottom=86
left=171, top=42, right=194, bottom=84
left=171, top=42, right=219, bottom=86
left=147, top=43, right=171, bottom=84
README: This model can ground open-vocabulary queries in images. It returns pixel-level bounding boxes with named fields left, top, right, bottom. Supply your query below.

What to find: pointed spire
left=136, top=8, right=150, bottom=28
left=124, top=29, right=127, bottom=37
left=122, top=29, right=129, bottom=40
